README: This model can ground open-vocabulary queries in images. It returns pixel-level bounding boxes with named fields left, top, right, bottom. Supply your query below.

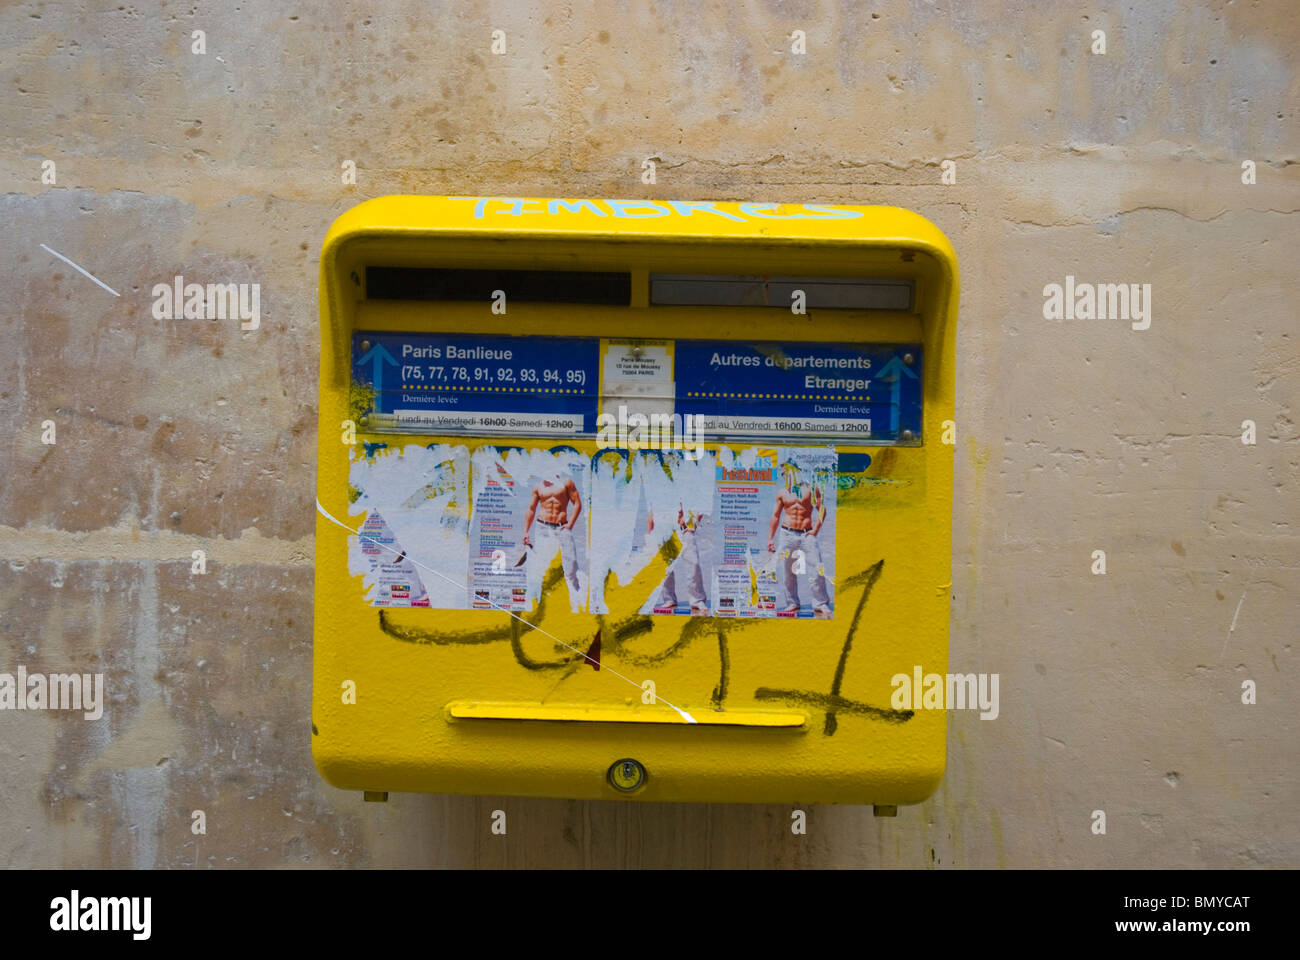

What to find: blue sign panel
left=675, top=340, right=922, bottom=442
left=352, top=331, right=600, bottom=436
left=353, top=332, right=922, bottom=443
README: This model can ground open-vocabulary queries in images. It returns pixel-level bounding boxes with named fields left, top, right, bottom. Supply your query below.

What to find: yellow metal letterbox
left=314, top=197, right=958, bottom=806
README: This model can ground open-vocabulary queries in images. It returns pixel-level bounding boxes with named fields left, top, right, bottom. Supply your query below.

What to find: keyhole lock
left=608, top=758, right=647, bottom=792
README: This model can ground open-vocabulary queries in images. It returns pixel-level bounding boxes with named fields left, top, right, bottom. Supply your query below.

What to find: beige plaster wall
left=0, top=0, right=1296, bottom=868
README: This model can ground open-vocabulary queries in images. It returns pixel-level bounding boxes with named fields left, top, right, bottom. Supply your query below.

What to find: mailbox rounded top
left=322, top=195, right=958, bottom=275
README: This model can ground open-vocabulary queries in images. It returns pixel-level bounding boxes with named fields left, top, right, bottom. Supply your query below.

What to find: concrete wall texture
left=1, top=1, right=1296, bottom=868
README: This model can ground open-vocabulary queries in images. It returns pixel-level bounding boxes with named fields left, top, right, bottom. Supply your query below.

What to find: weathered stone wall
left=1, top=1, right=1295, bottom=868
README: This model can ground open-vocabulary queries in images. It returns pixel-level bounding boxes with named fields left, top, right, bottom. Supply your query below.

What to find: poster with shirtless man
left=468, top=446, right=590, bottom=613
left=765, top=451, right=836, bottom=618
left=713, top=446, right=836, bottom=619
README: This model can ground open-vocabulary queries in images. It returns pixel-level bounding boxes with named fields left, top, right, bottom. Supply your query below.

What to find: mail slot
left=313, top=196, right=959, bottom=806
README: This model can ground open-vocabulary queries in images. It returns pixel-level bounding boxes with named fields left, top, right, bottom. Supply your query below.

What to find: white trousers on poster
left=528, top=521, right=582, bottom=603
left=776, top=526, right=830, bottom=609
left=657, top=529, right=707, bottom=609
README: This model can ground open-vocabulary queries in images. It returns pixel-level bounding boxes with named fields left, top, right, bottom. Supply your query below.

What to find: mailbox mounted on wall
left=314, top=197, right=959, bottom=807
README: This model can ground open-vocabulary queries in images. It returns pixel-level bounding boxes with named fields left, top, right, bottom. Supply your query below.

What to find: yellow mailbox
left=314, top=196, right=958, bottom=807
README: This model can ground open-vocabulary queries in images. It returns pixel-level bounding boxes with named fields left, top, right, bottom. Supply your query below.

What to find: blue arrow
left=357, top=341, right=398, bottom=396
left=874, top=355, right=918, bottom=433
